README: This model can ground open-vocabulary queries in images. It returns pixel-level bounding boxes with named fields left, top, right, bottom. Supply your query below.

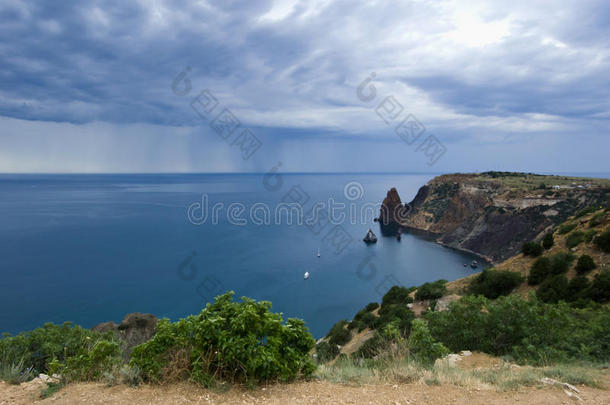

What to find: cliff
left=383, top=172, right=610, bottom=263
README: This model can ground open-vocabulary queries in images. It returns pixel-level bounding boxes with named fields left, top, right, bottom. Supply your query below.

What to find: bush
left=522, top=241, right=543, bottom=257
left=589, top=212, right=605, bottom=228
left=595, top=229, right=610, bottom=253
left=589, top=271, right=610, bottom=303
left=348, top=303, right=380, bottom=331
left=381, top=286, right=414, bottom=307
left=414, top=280, right=447, bottom=301
left=425, top=294, right=610, bottom=364
left=315, top=342, right=339, bottom=364
left=558, top=223, right=577, bottom=235
left=407, top=320, right=449, bottom=366
left=0, top=357, right=35, bottom=384
left=376, top=304, right=415, bottom=337
left=542, top=232, right=554, bottom=250
left=353, top=333, right=385, bottom=359
left=575, top=255, right=596, bottom=275
left=364, top=302, right=379, bottom=312
left=574, top=207, right=597, bottom=219
left=537, top=275, right=569, bottom=303
left=566, top=231, right=585, bottom=248
left=469, top=269, right=524, bottom=299
left=0, top=322, right=121, bottom=382
left=528, top=257, right=551, bottom=285
left=130, top=292, right=315, bottom=385
left=567, top=276, right=591, bottom=302
left=584, top=229, right=597, bottom=243
left=327, top=320, right=351, bottom=346
left=549, top=252, right=575, bottom=275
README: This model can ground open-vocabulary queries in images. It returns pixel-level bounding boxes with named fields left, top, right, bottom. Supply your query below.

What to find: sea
left=0, top=173, right=488, bottom=338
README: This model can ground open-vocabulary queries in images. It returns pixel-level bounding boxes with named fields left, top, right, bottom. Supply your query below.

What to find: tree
left=469, top=269, right=524, bottom=299
left=575, top=255, right=596, bottom=275
left=528, top=257, right=551, bottom=285
left=522, top=241, right=543, bottom=257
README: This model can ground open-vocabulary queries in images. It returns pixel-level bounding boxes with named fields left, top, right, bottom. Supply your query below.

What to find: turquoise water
left=0, top=173, right=482, bottom=338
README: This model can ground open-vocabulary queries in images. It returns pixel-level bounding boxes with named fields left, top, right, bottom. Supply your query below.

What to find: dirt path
left=2, top=380, right=609, bottom=405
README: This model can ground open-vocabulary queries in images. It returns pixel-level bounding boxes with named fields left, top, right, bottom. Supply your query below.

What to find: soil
left=2, top=378, right=609, bottom=405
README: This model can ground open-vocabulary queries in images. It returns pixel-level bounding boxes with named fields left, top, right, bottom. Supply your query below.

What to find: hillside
left=380, top=172, right=610, bottom=262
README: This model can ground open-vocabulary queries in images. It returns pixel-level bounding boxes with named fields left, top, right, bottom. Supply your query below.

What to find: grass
left=315, top=356, right=606, bottom=391
left=40, top=381, right=64, bottom=399
left=0, top=357, right=35, bottom=385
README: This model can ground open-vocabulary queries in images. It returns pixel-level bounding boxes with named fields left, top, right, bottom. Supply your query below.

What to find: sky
left=0, top=0, right=609, bottom=174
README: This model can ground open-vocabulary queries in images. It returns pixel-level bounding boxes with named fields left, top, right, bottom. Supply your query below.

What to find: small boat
left=463, top=263, right=467, bottom=267
left=317, top=248, right=320, bottom=258
left=304, top=271, right=310, bottom=280
left=396, top=230, right=402, bottom=241
left=470, top=260, right=478, bottom=269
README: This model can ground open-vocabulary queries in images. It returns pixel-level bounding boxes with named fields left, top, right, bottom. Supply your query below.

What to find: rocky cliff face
left=385, top=173, right=609, bottom=263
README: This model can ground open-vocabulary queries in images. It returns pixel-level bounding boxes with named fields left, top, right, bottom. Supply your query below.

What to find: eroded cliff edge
left=381, top=172, right=610, bottom=263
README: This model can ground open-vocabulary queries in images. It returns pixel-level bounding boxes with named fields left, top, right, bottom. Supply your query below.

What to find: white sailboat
left=317, top=248, right=320, bottom=258
left=304, top=271, right=310, bottom=280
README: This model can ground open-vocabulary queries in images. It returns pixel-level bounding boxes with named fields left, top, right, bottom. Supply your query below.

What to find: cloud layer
left=0, top=0, right=609, bottom=172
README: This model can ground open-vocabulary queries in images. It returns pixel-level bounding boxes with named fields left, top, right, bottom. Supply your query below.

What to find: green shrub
left=584, top=229, right=597, bottom=243
left=537, top=275, right=569, bottom=303
left=381, top=286, right=414, bottom=307
left=549, top=252, right=575, bottom=275
left=376, top=305, right=415, bottom=336
left=315, top=341, right=339, bottom=364
left=575, top=255, right=596, bottom=275
left=348, top=305, right=379, bottom=332
left=542, top=232, right=554, bottom=250
left=129, top=291, right=315, bottom=385
left=0, top=322, right=121, bottom=382
left=0, top=357, right=35, bottom=384
left=567, top=276, right=591, bottom=302
left=528, top=257, right=551, bottom=285
left=364, top=302, right=379, bottom=312
left=327, top=320, right=351, bottom=346
left=574, top=207, right=597, bottom=219
left=414, top=280, right=447, bottom=301
left=558, top=223, right=577, bottom=235
left=425, top=294, right=610, bottom=364
left=522, top=241, right=543, bottom=257
left=407, top=320, right=449, bottom=366
left=469, top=269, right=524, bottom=299
left=566, top=231, right=585, bottom=248
left=589, top=212, right=605, bottom=228
left=595, top=229, right=610, bottom=253
left=353, top=333, right=385, bottom=359
left=589, top=271, right=610, bottom=303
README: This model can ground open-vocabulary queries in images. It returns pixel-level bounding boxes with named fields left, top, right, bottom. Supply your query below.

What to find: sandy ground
left=2, top=379, right=609, bottom=405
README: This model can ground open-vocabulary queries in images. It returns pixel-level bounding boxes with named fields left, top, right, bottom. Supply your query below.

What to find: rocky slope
left=381, top=172, right=610, bottom=263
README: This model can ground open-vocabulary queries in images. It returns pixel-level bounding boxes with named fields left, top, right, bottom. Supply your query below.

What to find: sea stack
left=363, top=228, right=378, bottom=243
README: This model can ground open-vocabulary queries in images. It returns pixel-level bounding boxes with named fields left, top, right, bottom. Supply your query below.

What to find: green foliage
left=469, top=268, right=524, bottom=299
left=407, top=320, right=449, bottom=366
left=589, top=271, right=610, bottom=302
left=353, top=333, right=385, bottom=359
left=327, top=320, right=351, bottom=346
left=40, top=381, right=64, bottom=399
left=589, top=212, right=605, bottom=228
left=536, top=275, right=569, bottom=303
left=567, top=276, right=591, bottom=302
left=381, top=286, right=414, bottom=307
left=376, top=303, right=415, bottom=337
left=558, top=223, right=577, bottom=235
left=0, top=322, right=121, bottom=382
left=348, top=303, right=379, bottom=332
left=584, top=229, right=598, bottom=243
left=0, top=357, right=35, bottom=384
left=528, top=257, right=551, bottom=285
left=574, top=207, right=598, bottom=219
left=130, top=291, right=315, bottom=385
left=425, top=294, right=610, bottom=365
left=566, top=231, right=585, bottom=248
left=364, top=302, right=379, bottom=312
left=522, top=241, right=543, bottom=257
left=594, top=229, right=610, bottom=252
left=575, top=255, right=596, bottom=275
left=414, top=280, right=447, bottom=301
left=315, top=342, right=339, bottom=364
left=542, top=232, right=554, bottom=250
left=548, top=252, right=576, bottom=275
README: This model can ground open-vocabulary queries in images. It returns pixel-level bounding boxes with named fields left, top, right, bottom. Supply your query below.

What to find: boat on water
left=470, top=260, right=478, bottom=269
left=317, top=248, right=320, bottom=258
left=304, top=271, right=310, bottom=280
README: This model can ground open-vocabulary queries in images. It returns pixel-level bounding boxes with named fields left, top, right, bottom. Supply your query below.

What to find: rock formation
left=92, top=312, right=158, bottom=361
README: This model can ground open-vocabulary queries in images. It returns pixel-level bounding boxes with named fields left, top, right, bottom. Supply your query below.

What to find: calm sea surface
left=0, top=173, right=485, bottom=338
